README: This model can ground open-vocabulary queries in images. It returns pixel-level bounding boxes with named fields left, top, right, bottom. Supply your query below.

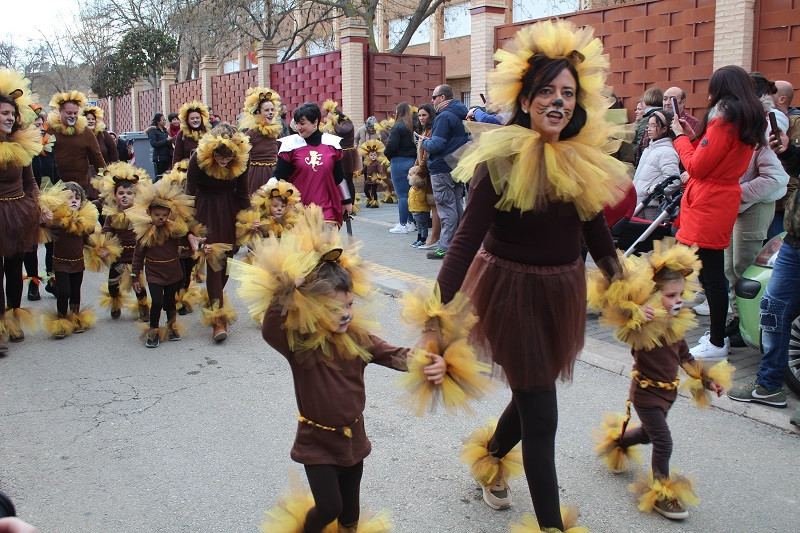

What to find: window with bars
left=461, top=91, right=471, bottom=108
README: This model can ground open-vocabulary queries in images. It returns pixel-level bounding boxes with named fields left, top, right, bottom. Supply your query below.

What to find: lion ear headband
left=269, top=187, right=294, bottom=199
left=320, top=248, right=342, bottom=263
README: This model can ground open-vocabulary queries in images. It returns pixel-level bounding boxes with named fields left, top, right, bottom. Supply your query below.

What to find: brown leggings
left=619, top=404, right=672, bottom=479
left=205, top=255, right=229, bottom=306
left=303, top=461, right=363, bottom=532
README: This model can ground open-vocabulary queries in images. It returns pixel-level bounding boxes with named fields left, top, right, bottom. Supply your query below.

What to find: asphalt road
left=1, top=214, right=798, bottom=532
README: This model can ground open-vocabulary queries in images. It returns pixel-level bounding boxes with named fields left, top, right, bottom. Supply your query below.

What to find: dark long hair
left=416, top=103, right=436, bottom=134
left=510, top=53, right=586, bottom=140
left=695, top=65, right=765, bottom=147
left=395, top=102, right=414, bottom=136
left=151, top=113, right=165, bottom=129
left=0, top=94, right=22, bottom=134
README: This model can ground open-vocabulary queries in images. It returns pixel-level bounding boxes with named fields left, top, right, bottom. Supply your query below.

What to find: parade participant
left=39, top=182, right=100, bottom=338
left=413, top=20, right=629, bottom=531
left=590, top=239, right=732, bottom=521
left=356, top=140, right=386, bottom=208
left=229, top=215, right=445, bottom=533
left=240, top=87, right=282, bottom=194
left=94, top=162, right=152, bottom=320
left=235, top=177, right=302, bottom=248
left=46, top=91, right=106, bottom=201
left=322, top=100, right=358, bottom=201
left=273, top=102, right=353, bottom=226
left=0, top=69, right=41, bottom=353
left=83, top=105, right=118, bottom=167
left=129, top=178, right=195, bottom=348
left=186, top=123, right=251, bottom=341
left=172, top=101, right=211, bottom=165
left=671, top=65, right=767, bottom=359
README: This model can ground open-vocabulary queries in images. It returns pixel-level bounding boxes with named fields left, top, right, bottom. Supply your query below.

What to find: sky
left=4, top=0, right=81, bottom=44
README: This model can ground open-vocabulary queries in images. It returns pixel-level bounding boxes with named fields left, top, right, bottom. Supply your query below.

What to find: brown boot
left=70, top=306, right=85, bottom=333
left=212, top=322, right=227, bottom=342
left=0, top=332, right=8, bottom=355
left=138, top=299, right=150, bottom=322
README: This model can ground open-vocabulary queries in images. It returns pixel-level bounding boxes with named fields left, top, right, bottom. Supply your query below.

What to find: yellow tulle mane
left=358, top=139, right=385, bottom=157
left=82, top=105, right=106, bottom=132
left=0, top=127, right=42, bottom=170
left=50, top=201, right=98, bottom=236
left=93, top=161, right=152, bottom=206
left=451, top=19, right=630, bottom=219
left=128, top=178, right=196, bottom=246
left=196, top=131, right=251, bottom=180
left=240, top=86, right=282, bottom=138
left=49, top=90, right=88, bottom=109
left=178, top=101, right=211, bottom=141
left=46, top=110, right=88, bottom=136
left=0, top=69, right=37, bottom=126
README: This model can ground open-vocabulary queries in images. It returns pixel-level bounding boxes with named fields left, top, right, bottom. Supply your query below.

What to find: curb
left=374, top=274, right=799, bottom=434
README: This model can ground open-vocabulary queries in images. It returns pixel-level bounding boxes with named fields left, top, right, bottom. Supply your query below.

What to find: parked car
left=735, top=233, right=800, bottom=396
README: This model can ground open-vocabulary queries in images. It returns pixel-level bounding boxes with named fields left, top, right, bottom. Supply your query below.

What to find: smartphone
left=768, top=111, right=782, bottom=149
left=479, top=93, right=486, bottom=104
left=413, top=131, right=422, bottom=140
left=670, top=96, right=680, bottom=115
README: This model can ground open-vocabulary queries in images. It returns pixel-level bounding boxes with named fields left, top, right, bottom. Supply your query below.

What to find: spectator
left=728, top=127, right=800, bottom=427
left=415, top=103, right=440, bottom=249
left=634, top=99, right=645, bottom=123
left=208, top=107, right=221, bottom=127
left=662, top=86, right=699, bottom=133
left=466, top=106, right=502, bottom=125
left=167, top=113, right=181, bottom=138
left=278, top=103, right=291, bottom=137
left=631, top=108, right=680, bottom=220
left=671, top=65, right=766, bottom=359
left=111, top=132, right=131, bottom=163
left=146, top=113, right=173, bottom=179
left=634, top=87, right=664, bottom=166
left=421, top=84, right=469, bottom=259
left=384, top=102, right=417, bottom=233
left=767, top=80, right=798, bottom=239
left=355, top=116, right=378, bottom=149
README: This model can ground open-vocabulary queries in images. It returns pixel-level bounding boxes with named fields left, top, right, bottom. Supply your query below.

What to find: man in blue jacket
left=422, top=84, right=469, bottom=259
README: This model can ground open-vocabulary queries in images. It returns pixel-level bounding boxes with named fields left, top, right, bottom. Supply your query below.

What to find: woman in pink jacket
left=671, top=65, right=766, bottom=359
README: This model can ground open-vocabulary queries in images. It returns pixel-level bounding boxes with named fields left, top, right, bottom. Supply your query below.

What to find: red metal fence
left=754, top=0, right=800, bottom=98
left=137, top=89, right=156, bottom=130
left=495, top=0, right=716, bottom=120
left=270, top=51, right=343, bottom=116
left=212, top=68, right=258, bottom=124
left=170, top=79, right=202, bottom=114
left=367, top=52, right=446, bottom=120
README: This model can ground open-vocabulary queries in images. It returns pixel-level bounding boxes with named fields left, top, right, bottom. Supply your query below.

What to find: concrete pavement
left=1, top=203, right=798, bottom=532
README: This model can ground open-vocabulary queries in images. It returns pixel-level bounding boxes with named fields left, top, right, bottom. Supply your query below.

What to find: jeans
left=430, top=171, right=464, bottom=251
left=766, top=210, right=785, bottom=241
left=757, top=242, right=800, bottom=390
left=390, top=156, right=414, bottom=225
left=412, top=211, right=431, bottom=242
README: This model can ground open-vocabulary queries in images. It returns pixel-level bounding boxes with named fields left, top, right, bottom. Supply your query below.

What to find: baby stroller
left=604, top=174, right=682, bottom=256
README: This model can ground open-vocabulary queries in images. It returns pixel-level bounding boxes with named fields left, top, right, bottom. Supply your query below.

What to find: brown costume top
left=132, top=237, right=183, bottom=286
left=629, top=339, right=694, bottom=411
left=186, top=154, right=250, bottom=245
left=245, top=128, right=279, bottom=194
left=103, top=214, right=136, bottom=263
left=335, top=120, right=358, bottom=175
left=172, top=131, right=199, bottom=165
left=51, top=228, right=88, bottom=274
left=50, top=127, right=106, bottom=191
left=0, top=162, right=39, bottom=256
left=363, top=160, right=385, bottom=184
left=94, top=131, right=119, bottom=165
left=262, top=306, right=408, bottom=467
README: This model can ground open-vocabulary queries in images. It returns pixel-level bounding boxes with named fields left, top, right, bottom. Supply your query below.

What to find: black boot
left=44, top=275, right=57, bottom=296
left=725, top=316, right=745, bottom=348
left=27, top=279, right=41, bottom=301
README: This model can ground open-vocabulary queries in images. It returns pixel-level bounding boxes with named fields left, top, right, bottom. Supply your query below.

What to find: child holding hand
left=230, top=215, right=445, bottom=532
left=590, top=239, right=733, bottom=521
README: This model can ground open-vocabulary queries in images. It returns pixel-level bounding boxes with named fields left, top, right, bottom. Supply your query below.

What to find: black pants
left=364, top=183, right=378, bottom=201
left=344, top=172, right=356, bottom=201
left=697, top=247, right=727, bottom=347
left=44, top=242, right=54, bottom=274
left=619, top=404, right=672, bottom=479
left=148, top=281, right=180, bottom=327
left=180, top=258, right=196, bottom=290
left=23, top=249, right=39, bottom=280
left=108, top=262, right=147, bottom=300
left=1, top=254, right=24, bottom=314
left=153, top=159, right=171, bottom=180
left=55, top=271, right=83, bottom=315
left=303, top=461, right=363, bottom=532
left=490, top=389, right=563, bottom=530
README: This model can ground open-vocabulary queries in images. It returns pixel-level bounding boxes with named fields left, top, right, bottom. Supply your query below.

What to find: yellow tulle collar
left=452, top=124, right=629, bottom=219
left=196, top=132, right=251, bottom=180
left=47, top=111, right=88, bottom=136
left=52, top=202, right=98, bottom=236
left=240, top=113, right=282, bottom=138
left=0, top=127, right=42, bottom=170
left=180, top=124, right=205, bottom=142
left=92, top=121, right=107, bottom=133
left=102, top=204, right=131, bottom=230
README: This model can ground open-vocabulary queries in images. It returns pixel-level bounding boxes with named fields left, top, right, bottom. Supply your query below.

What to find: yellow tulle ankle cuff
left=460, top=419, right=523, bottom=487
left=510, top=505, right=589, bottom=533
left=592, top=412, right=642, bottom=473
left=629, top=472, right=699, bottom=513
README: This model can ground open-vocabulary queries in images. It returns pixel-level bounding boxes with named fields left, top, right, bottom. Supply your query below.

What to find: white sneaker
left=481, top=479, right=512, bottom=510
left=693, top=301, right=710, bottom=316
left=690, top=331, right=729, bottom=360
left=389, top=223, right=409, bottom=234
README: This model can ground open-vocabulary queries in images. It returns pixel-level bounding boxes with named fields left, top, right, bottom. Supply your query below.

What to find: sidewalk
left=347, top=201, right=799, bottom=432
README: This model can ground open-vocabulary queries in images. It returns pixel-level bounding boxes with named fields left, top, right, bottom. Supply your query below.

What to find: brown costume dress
left=262, top=306, right=408, bottom=466
left=51, top=229, right=88, bottom=274
left=436, top=164, right=617, bottom=391
left=245, top=128, right=279, bottom=194
left=132, top=237, right=183, bottom=286
left=334, top=120, right=358, bottom=176
left=49, top=126, right=106, bottom=199
left=0, top=160, right=39, bottom=257
left=172, top=131, right=200, bottom=165
left=186, top=155, right=250, bottom=247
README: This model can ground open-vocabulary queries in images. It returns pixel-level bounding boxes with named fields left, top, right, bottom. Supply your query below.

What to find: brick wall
left=496, top=0, right=716, bottom=120
left=115, top=93, right=134, bottom=134
left=170, top=79, right=202, bottom=114
left=754, top=0, right=800, bottom=100
left=211, top=68, right=258, bottom=124
left=270, top=51, right=343, bottom=117
left=138, top=89, right=156, bottom=130
left=367, top=52, right=446, bottom=119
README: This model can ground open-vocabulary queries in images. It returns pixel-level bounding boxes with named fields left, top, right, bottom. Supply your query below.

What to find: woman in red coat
left=671, top=65, right=766, bottom=360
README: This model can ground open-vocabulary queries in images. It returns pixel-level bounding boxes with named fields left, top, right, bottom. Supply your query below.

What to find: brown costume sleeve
left=236, top=168, right=250, bottom=210
left=104, top=133, right=119, bottom=162
left=367, top=334, right=410, bottom=371
left=261, top=303, right=292, bottom=357
left=22, top=165, right=39, bottom=198
left=132, top=241, right=145, bottom=276
left=172, top=132, right=185, bottom=165
left=85, top=129, right=107, bottom=170
left=186, top=153, right=199, bottom=196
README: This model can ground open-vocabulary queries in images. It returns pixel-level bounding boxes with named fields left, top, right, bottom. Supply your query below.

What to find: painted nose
left=552, top=98, right=564, bottom=107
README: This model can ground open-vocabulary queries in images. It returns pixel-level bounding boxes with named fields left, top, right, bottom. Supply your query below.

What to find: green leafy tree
left=118, top=26, right=179, bottom=113
left=90, top=52, right=136, bottom=99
